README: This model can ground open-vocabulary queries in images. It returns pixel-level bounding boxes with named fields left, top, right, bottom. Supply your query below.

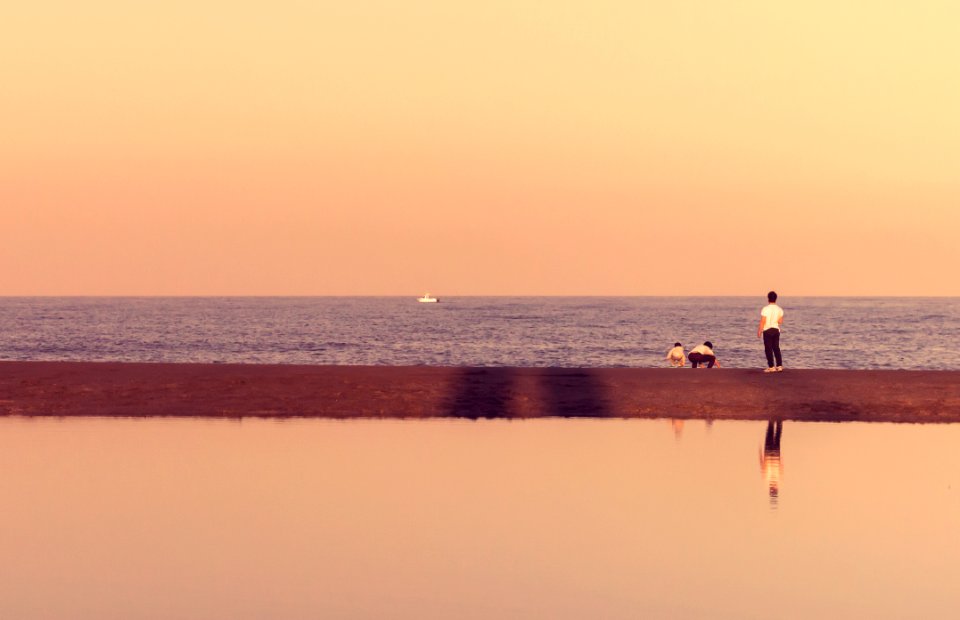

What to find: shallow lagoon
left=1, top=417, right=958, bottom=619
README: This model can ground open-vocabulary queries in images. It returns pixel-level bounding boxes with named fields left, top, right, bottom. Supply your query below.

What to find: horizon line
left=2, top=294, right=959, bottom=299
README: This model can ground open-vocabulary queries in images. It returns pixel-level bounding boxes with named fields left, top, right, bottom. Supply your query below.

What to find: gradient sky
left=2, top=1, right=957, bottom=295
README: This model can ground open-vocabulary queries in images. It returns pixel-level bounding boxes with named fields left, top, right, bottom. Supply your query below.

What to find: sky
left=1, top=1, right=957, bottom=296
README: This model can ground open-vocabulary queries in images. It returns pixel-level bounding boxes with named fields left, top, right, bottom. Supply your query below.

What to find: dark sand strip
left=1, top=362, right=959, bottom=422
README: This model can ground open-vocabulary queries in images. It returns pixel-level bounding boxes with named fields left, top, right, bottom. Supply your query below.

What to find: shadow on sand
left=539, top=369, right=610, bottom=418
left=446, top=367, right=517, bottom=419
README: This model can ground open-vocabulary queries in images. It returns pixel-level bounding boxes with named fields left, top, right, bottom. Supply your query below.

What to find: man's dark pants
left=763, top=328, right=782, bottom=368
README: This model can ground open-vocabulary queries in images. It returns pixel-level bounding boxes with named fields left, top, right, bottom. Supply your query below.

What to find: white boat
left=417, top=293, right=439, bottom=303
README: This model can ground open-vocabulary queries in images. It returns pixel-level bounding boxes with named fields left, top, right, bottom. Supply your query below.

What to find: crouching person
left=688, top=341, right=720, bottom=368
left=666, top=342, right=686, bottom=367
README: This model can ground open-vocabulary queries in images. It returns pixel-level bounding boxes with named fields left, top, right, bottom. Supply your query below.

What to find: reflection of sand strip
left=1, top=362, right=959, bottom=422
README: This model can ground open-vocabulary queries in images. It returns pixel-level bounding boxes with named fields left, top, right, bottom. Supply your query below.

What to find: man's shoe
left=763, top=367, right=777, bottom=373
left=776, top=366, right=784, bottom=372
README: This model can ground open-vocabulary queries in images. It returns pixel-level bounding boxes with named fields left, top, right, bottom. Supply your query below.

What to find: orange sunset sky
left=1, top=1, right=957, bottom=296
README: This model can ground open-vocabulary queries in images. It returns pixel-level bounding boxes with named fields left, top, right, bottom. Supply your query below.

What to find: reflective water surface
left=1, top=417, right=959, bottom=619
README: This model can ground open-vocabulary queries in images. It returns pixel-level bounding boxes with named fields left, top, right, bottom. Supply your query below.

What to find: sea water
left=1, top=296, right=958, bottom=369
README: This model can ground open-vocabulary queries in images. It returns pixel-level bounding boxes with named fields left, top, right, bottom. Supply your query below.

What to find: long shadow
left=445, top=367, right=516, bottom=419
left=539, top=369, right=610, bottom=418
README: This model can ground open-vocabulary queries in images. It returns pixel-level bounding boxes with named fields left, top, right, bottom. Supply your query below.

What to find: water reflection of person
left=670, top=419, right=685, bottom=439
left=760, top=420, right=783, bottom=506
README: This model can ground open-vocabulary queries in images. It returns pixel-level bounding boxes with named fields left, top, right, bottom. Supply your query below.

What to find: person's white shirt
left=760, top=303, right=784, bottom=331
left=690, top=344, right=715, bottom=357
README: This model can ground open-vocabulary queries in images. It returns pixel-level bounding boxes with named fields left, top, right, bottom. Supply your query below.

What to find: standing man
left=758, top=291, right=784, bottom=373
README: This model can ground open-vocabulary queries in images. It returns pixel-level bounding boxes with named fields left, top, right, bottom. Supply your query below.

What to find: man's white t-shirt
left=761, top=304, right=784, bottom=331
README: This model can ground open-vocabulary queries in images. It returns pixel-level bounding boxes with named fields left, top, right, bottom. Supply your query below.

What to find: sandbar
left=2, top=362, right=959, bottom=422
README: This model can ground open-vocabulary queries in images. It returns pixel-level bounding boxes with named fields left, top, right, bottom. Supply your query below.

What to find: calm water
left=1, top=297, right=959, bottom=369
left=1, top=417, right=958, bottom=619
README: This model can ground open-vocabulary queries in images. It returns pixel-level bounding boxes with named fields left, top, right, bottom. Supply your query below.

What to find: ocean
left=1, top=297, right=958, bottom=369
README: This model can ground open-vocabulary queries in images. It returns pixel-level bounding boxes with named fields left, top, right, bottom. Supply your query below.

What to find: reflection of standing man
left=758, top=291, right=784, bottom=373
left=760, top=420, right=783, bottom=506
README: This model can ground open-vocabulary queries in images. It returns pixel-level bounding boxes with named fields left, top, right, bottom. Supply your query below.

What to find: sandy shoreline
left=2, top=361, right=959, bottom=422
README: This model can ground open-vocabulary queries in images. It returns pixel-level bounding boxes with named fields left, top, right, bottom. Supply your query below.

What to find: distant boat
left=417, top=293, right=439, bottom=303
